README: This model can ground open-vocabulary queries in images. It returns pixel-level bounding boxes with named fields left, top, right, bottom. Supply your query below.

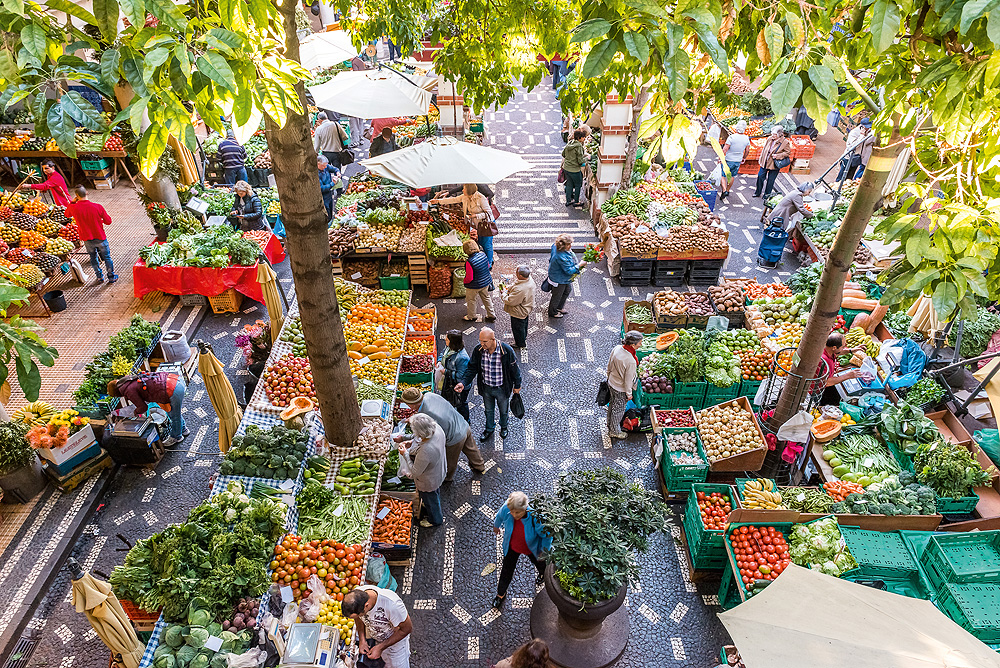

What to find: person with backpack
left=606, top=331, right=642, bottom=439
left=106, top=372, right=188, bottom=446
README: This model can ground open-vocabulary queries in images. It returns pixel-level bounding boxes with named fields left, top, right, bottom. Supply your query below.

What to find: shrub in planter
left=0, top=420, right=33, bottom=476
left=532, top=468, right=670, bottom=605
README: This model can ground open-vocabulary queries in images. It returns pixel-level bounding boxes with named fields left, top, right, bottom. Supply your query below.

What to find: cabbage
left=154, top=655, right=177, bottom=668
left=219, top=631, right=238, bottom=652
left=210, top=654, right=229, bottom=668
left=154, top=644, right=174, bottom=660
left=789, top=518, right=857, bottom=577
left=185, top=626, right=210, bottom=648
left=164, top=625, right=186, bottom=649
left=188, top=607, right=213, bottom=627
left=191, top=651, right=211, bottom=668
left=176, top=645, right=198, bottom=668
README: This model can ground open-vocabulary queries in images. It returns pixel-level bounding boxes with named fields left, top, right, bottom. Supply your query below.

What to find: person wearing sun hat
left=393, top=387, right=484, bottom=482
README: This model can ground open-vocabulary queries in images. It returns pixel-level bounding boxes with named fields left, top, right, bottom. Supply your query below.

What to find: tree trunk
left=767, top=142, right=902, bottom=429
left=268, top=0, right=362, bottom=447
left=619, top=87, right=650, bottom=187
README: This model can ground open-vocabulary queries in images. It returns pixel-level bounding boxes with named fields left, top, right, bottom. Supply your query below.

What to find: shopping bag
left=596, top=381, right=611, bottom=406
left=709, top=163, right=723, bottom=188
left=397, top=447, right=413, bottom=477
left=510, top=392, right=525, bottom=419
left=540, top=278, right=552, bottom=293
left=621, top=401, right=653, bottom=433
left=557, top=168, right=566, bottom=184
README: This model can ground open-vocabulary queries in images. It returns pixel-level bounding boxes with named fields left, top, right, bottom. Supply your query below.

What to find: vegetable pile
left=904, top=377, right=946, bottom=406
left=788, top=517, right=857, bottom=576
left=697, top=403, right=765, bottom=462
left=728, top=525, right=790, bottom=590
left=879, top=401, right=940, bottom=455
left=219, top=425, right=309, bottom=480
left=154, top=600, right=253, bottom=668
left=696, top=489, right=732, bottom=531
left=831, top=472, right=938, bottom=515
left=822, top=433, right=900, bottom=485
left=333, top=457, right=379, bottom=495
left=914, top=440, right=994, bottom=500
left=139, top=225, right=260, bottom=268
left=372, top=497, right=412, bottom=545
left=269, top=535, right=366, bottom=601
left=781, top=487, right=835, bottom=513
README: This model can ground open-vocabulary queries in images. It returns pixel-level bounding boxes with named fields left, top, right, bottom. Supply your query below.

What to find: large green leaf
left=682, top=7, right=718, bottom=31
left=870, top=0, right=901, bottom=53
left=33, top=95, right=52, bottom=137
left=247, top=0, right=270, bottom=28
left=100, top=48, right=120, bottom=87
left=571, top=19, right=612, bottom=44
left=143, top=47, right=171, bottom=84
left=47, top=103, right=76, bottom=157
left=128, top=97, right=148, bottom=134
left=119, top=0, right=145, bottom=28
left=990, top=8, right=1000, bottom=46
left=692, top=23, right=728, bottom=74
left=20, top=24, right=47, bottom=62
left=137, top=124, right=168, bottom=176
left=581, top=38, right=618, bottom=78
left=147, top=0, right=187, bottom=31
left=45, top=0, right=98, bottom=24
left=0, top=50, right=18, bottom=82
left=621, top=32, right=649, bottom=64
left=801, top=87, right=828, bottom=135
left=905, top=229, right=931, bottom=266
left=121, top=55, right=149, bottom=99
left=257, top=79, right=287, bottom=126
left=197, top=53, right=236, bottom=92
left=764, top=23, right=784, bottom=62
left=204, top=29, right=245, bottom=56
left=92, top=0, right=120, bottom=41
left=2, top=0, right=22, bottom=14
left=960, top=0, right=999, bottom=33
left=769, top=72, right=802, bottom=117
left=14, top=355, right=40, bottom=402
left=663, top=25, right=689, bottom=102
left=62, top=91, right=107, bottom=132
left=932, top=281, right=959, bottom=318
left=808, top=64, right=838, bottom=102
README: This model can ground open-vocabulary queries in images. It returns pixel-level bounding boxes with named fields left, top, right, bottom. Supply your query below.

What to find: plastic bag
left=776, top=411, right=813, bottom=443
left=510, top=393, right=525, bottom=419
left=709, top=163, right=723, bottom=188
left=451, top=268, right=467, bottom=298
left=226, top=648, right=267, bottom=668
left=280, top=601, right=297, bottom=631
left=974, top=429, right=1000, bottom=468
left=297, top=575, right=329, bottom=623
left=365, top=553, right=398, bottom=591
left=819, top=405, right=843, bottom=421
left=397, top=446, right=413, bottom=478
left=857, top=356, right=884, bottom=389
left=839, top=402, right=864, bottom=421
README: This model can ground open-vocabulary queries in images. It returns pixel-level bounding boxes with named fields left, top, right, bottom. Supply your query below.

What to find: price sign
left=280, top=585, right=294, bottom=603
left=204, top=637, right=223, bottom=652
left=332, top=504, right=345, bottom=517
left=352, top=272, right=363, bottom=279
left=796, top=492, right=806, bottom=502
left=387, top=476, right=402, bottom=485
left=376, top=506, right=391, bottom=520
left=358, top=356, right=370, bottom=365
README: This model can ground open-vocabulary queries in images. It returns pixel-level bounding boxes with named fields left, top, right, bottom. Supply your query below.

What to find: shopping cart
left=757, top=218, right=789, bottom=267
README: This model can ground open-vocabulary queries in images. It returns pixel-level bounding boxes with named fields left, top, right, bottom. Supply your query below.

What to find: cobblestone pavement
left=9, top=78, right=819, bottom=668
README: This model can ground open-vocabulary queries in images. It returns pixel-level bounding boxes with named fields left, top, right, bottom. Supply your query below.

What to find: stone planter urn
left=530, top=563, right=630, bottom=668
left=0, top=456, right=46, bottom=503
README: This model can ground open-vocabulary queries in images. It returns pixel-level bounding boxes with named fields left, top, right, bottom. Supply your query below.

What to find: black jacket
left=231, top=193, right=265, bottom=230
left=461, top=342, right=522, bottom=397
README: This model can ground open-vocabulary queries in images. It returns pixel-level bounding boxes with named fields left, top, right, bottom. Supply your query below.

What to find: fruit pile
left=104, top=133, right=124, bottom=151
left=20, top=230, right=48, bottom=250
left=36, top=217, right=61, bottom=236
left=10, top=212, right=38, bottom=231
left=740, top=479, right=785, bottom=510
left=269, top=536, right=365, bottom=602
left=263, top=354, right=316, bottom=407
left=59, top=222, right=80, bottom=242
left=400, top=354, right=433, bottom=373
left=279, top=318, right=308, bottom=357
left=831, top=314, right=847, bottom=333
left=12, top=263, right=43, bottom=288
left=696, top=489, right=732, bottom=531
left=403, top=337, right=434, bottom=355
left=653, top=409, right=696, bottom=428
left=22, top=199, right=47, bottom=216
left=728, top=525, right=790, bottom=589
left=316, top=598, right=355, bottom=642
left=736, top=349, right=771, bottom=381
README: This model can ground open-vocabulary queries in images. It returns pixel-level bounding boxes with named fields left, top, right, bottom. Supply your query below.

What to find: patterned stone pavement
left=3, top=74, right=846, bottom=668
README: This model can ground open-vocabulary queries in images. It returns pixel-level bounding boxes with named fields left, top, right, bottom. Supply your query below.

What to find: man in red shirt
left=65, top=185, right=117, bottom=283
left=20, top=159, right=70, bottom=206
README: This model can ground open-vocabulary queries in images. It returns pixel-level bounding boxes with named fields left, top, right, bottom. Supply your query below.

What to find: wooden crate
left=407, top=254, right=428, bottom=286
left=699, top=396, right=768, bottom=472
left=208, top=288, right=243, bottom=314
left=331, top=257, right=343, bottom=277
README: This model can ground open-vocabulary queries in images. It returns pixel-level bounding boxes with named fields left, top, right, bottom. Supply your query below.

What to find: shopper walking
left=492, top=492, right=551, bottom=609
left=718, top=119, right=750, bottom=201
left=433, top=184, right=496, bottom=266
left=494, top=639, right=554, bottom=668
left=317, top=154, right=342, bottom=219
left=369, top=127, right=399, bottom=157
left=313, top=112, right=348, bottom=170
left=753, top=126, right=791, bottom=200
left=65, top=185, right=116, bottom=283
left=502, top=265, right=536, bottom=349
left=396, top=387, right=484, bottom=482
left=107, top=371, right=188, bottom=446
left=396, top=413, right=447, bottom=527
left=228, top=181, right=265, bottom=231
left=462, top=240, right=495, bottom=322
left=455, top=328, right=521, bottom=441
left=341, top=586, right=412, bottom=668
left=217, top=131, right=249, bottom=185
left=546, top=234, right=585, bottom=318
left=607, top=331, right=642, bottom=439
left=437, top=330, right=471, bottom=421
left=21, top=159, right=70, bottom=205
left=561, top=128, right=587, bottom=207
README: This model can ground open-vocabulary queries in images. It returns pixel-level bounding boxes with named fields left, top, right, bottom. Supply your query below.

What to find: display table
left=133, top=258, right=264, bottom=302
left=0, top=150, right=136, bottom=188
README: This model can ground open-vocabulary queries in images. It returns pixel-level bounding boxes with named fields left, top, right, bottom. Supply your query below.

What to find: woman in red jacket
left=107, top=372, right=189, bottom=446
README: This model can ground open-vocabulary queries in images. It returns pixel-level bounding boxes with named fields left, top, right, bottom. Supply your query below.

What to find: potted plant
left=530, top=468, right=669, bottom=666
left=0, top=420, right=45, bottom=502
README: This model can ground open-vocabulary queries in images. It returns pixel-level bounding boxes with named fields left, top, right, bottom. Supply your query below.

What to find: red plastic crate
left=120, top=599, right=161, bottom=623
left=789, top=135, right=816, bottom=159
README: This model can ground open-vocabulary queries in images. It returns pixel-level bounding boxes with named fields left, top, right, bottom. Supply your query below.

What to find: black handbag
left=540, top=278, right=552, bottom=293
left=773, top=156, right=791, bottom=170
left=596, top=380, right=611, bottom=406
left=510, top=392, right=525, bottom=419
left=339, top=149, right=355, bottom=166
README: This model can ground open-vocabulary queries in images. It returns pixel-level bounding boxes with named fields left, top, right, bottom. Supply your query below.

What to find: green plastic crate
left=379, top=276, right=410, bottom=290
left=718, top=561, right=742, bottom=610
left=935, top=583, right=1000, bottom=643
left=737, top=378, right=762, bottom=399
left=704, top=384, right=740, bottom=406
left=660, top=430, right=709, bottom=493
left=733, top=478, right=779, bottom=507
left=637, top=381, right=706, bottom=409
left=935, top=493, right=980, bottom=516
left=921, top=531, right=1000, bottom=590
left=81, top=157, right=110, bottom=170
left=840, top=527, right=920, bottom=579
left=724, top=521, right=795, bottom=601
left=685, top=483, right=736, bottom=565
left=397, top=372, right=432, bottom=387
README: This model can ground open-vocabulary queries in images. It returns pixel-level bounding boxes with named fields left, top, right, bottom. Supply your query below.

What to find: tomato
left=318, top=568, right=328, bottom=578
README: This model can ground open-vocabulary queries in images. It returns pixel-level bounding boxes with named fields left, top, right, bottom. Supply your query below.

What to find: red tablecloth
left=133, top=259, right=263, bottom=302
left=261, top=233, right=286, bottom=264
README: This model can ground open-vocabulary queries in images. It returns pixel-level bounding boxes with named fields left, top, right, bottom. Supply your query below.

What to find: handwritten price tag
left=796, top=492, right=806, bottom=502
left=376, top=506, right=391, bottom=520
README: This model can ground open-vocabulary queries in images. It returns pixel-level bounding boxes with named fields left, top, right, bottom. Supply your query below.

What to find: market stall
left=0, top=129, right=135, bottom=189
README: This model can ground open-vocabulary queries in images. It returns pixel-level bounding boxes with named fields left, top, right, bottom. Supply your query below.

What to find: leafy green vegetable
left=948, top=307, right=1000, bottom=358
left=904, top=377, right=946, bottom=406
left=787, top=262, right=823, bottom=297
left=220, top=425, right=309, bottom=479
left=788, top=517, right=857, bottom=576
left=832, top=473, right=937, bottom=515
left=704, top=338, right=742, bottom=388
left=665, top=329, right=704, bottom=382
left=914, top=439, right=995, bottom=500
left=139, top=225, right=261, bottom=269
left=880, top=400, right=941, bottom=455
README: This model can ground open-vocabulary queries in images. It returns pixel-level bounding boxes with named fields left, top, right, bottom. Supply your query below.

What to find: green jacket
left=561, top=140, right=585, bottom=172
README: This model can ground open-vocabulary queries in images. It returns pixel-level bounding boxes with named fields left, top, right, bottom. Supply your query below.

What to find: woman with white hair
left=606, top=330, right=643, bottom=439
left=398, top=413, right=447, bottom=527
left=228, top=181, right=265, bottom=231
left=491, top=491, right=552, bottom=610
left=769, top=180, right=816, bottom=229
left=753, top=126, right=791, bottom=200
left=719, top=119, right=750, bottom=201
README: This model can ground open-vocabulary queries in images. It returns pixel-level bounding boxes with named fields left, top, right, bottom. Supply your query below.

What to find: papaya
left=369, top=352, right=387, bottom=360
left=842, top=289, right=868, bottom=300
left=372, top=338, right=387, bottom=347
left=348, top=351, right=363, bottom=360
left=360, top=344, right=379, bottom=355
left=348, top=341, right=363, bottom=352
left=655, top=331, right=678, bottom=350
left=389, top=349, right=403, bottom=358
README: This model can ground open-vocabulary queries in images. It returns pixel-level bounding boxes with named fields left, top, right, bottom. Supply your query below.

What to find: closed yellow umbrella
left=196, top=341, right=243, bottom=453
left=257, top=262, right=284, bottom=342
left=69, top=559, right=144, bottom=668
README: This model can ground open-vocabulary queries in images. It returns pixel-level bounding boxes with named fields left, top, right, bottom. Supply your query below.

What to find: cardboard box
left=93, top=176, right=118, bottom=190
left=36, top=423, right=96, bottom=465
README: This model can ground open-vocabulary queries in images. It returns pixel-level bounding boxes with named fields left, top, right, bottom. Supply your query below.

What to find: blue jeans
left=479, top=235, right=494, bottom=267
left=168, top=379, right=187, bottom=439
left=387, top=39, right=401, bottom=61
left=419, top=488, right=443, bottom=525
left=224, top=166, right=248, bottom=185
left=84, top=239, right=114, bottom=279
left=563, top=169, right=582, bottom=204
left=482, top=384, right=509, bottom=432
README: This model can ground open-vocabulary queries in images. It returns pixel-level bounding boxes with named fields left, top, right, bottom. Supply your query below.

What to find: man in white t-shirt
left=719, top=119, right=751, bottom=201
left=342, top=585, right=412, bottom=668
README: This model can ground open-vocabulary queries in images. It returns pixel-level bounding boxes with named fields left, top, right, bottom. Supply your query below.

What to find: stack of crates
left=920, top=531, right=1000, bottom=642
left=619, top=257, right=653, bottom=286
left=687, top=259, right=725, bottom=286
left=653, top=259, right=686, bottom=287
left=682, top=483, right=735, bottom=570
left=840, top=527, right=934, bottom=600
left=658, top=430, right=709, bottom=493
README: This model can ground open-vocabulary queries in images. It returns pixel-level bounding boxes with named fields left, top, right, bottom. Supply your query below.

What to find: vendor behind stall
left=107, top=372, right=188, bottom=446
left=20, top=159, right=70, bottom=206
left=228, top=181, right=267, bottom=232
left=821, top=332, right=867, bottom=402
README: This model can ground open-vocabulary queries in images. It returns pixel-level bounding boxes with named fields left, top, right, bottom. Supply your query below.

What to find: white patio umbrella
left=360, top=136, right=532, bottom=187
left=299, top=31, right=357, bottom=71
left=308, top=70, right=432, bottom=119
left=719, top=564, right=1000, bottom=668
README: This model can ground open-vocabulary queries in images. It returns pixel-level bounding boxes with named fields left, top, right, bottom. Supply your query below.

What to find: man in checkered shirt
left=454, top=328, right=522, bottom=441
